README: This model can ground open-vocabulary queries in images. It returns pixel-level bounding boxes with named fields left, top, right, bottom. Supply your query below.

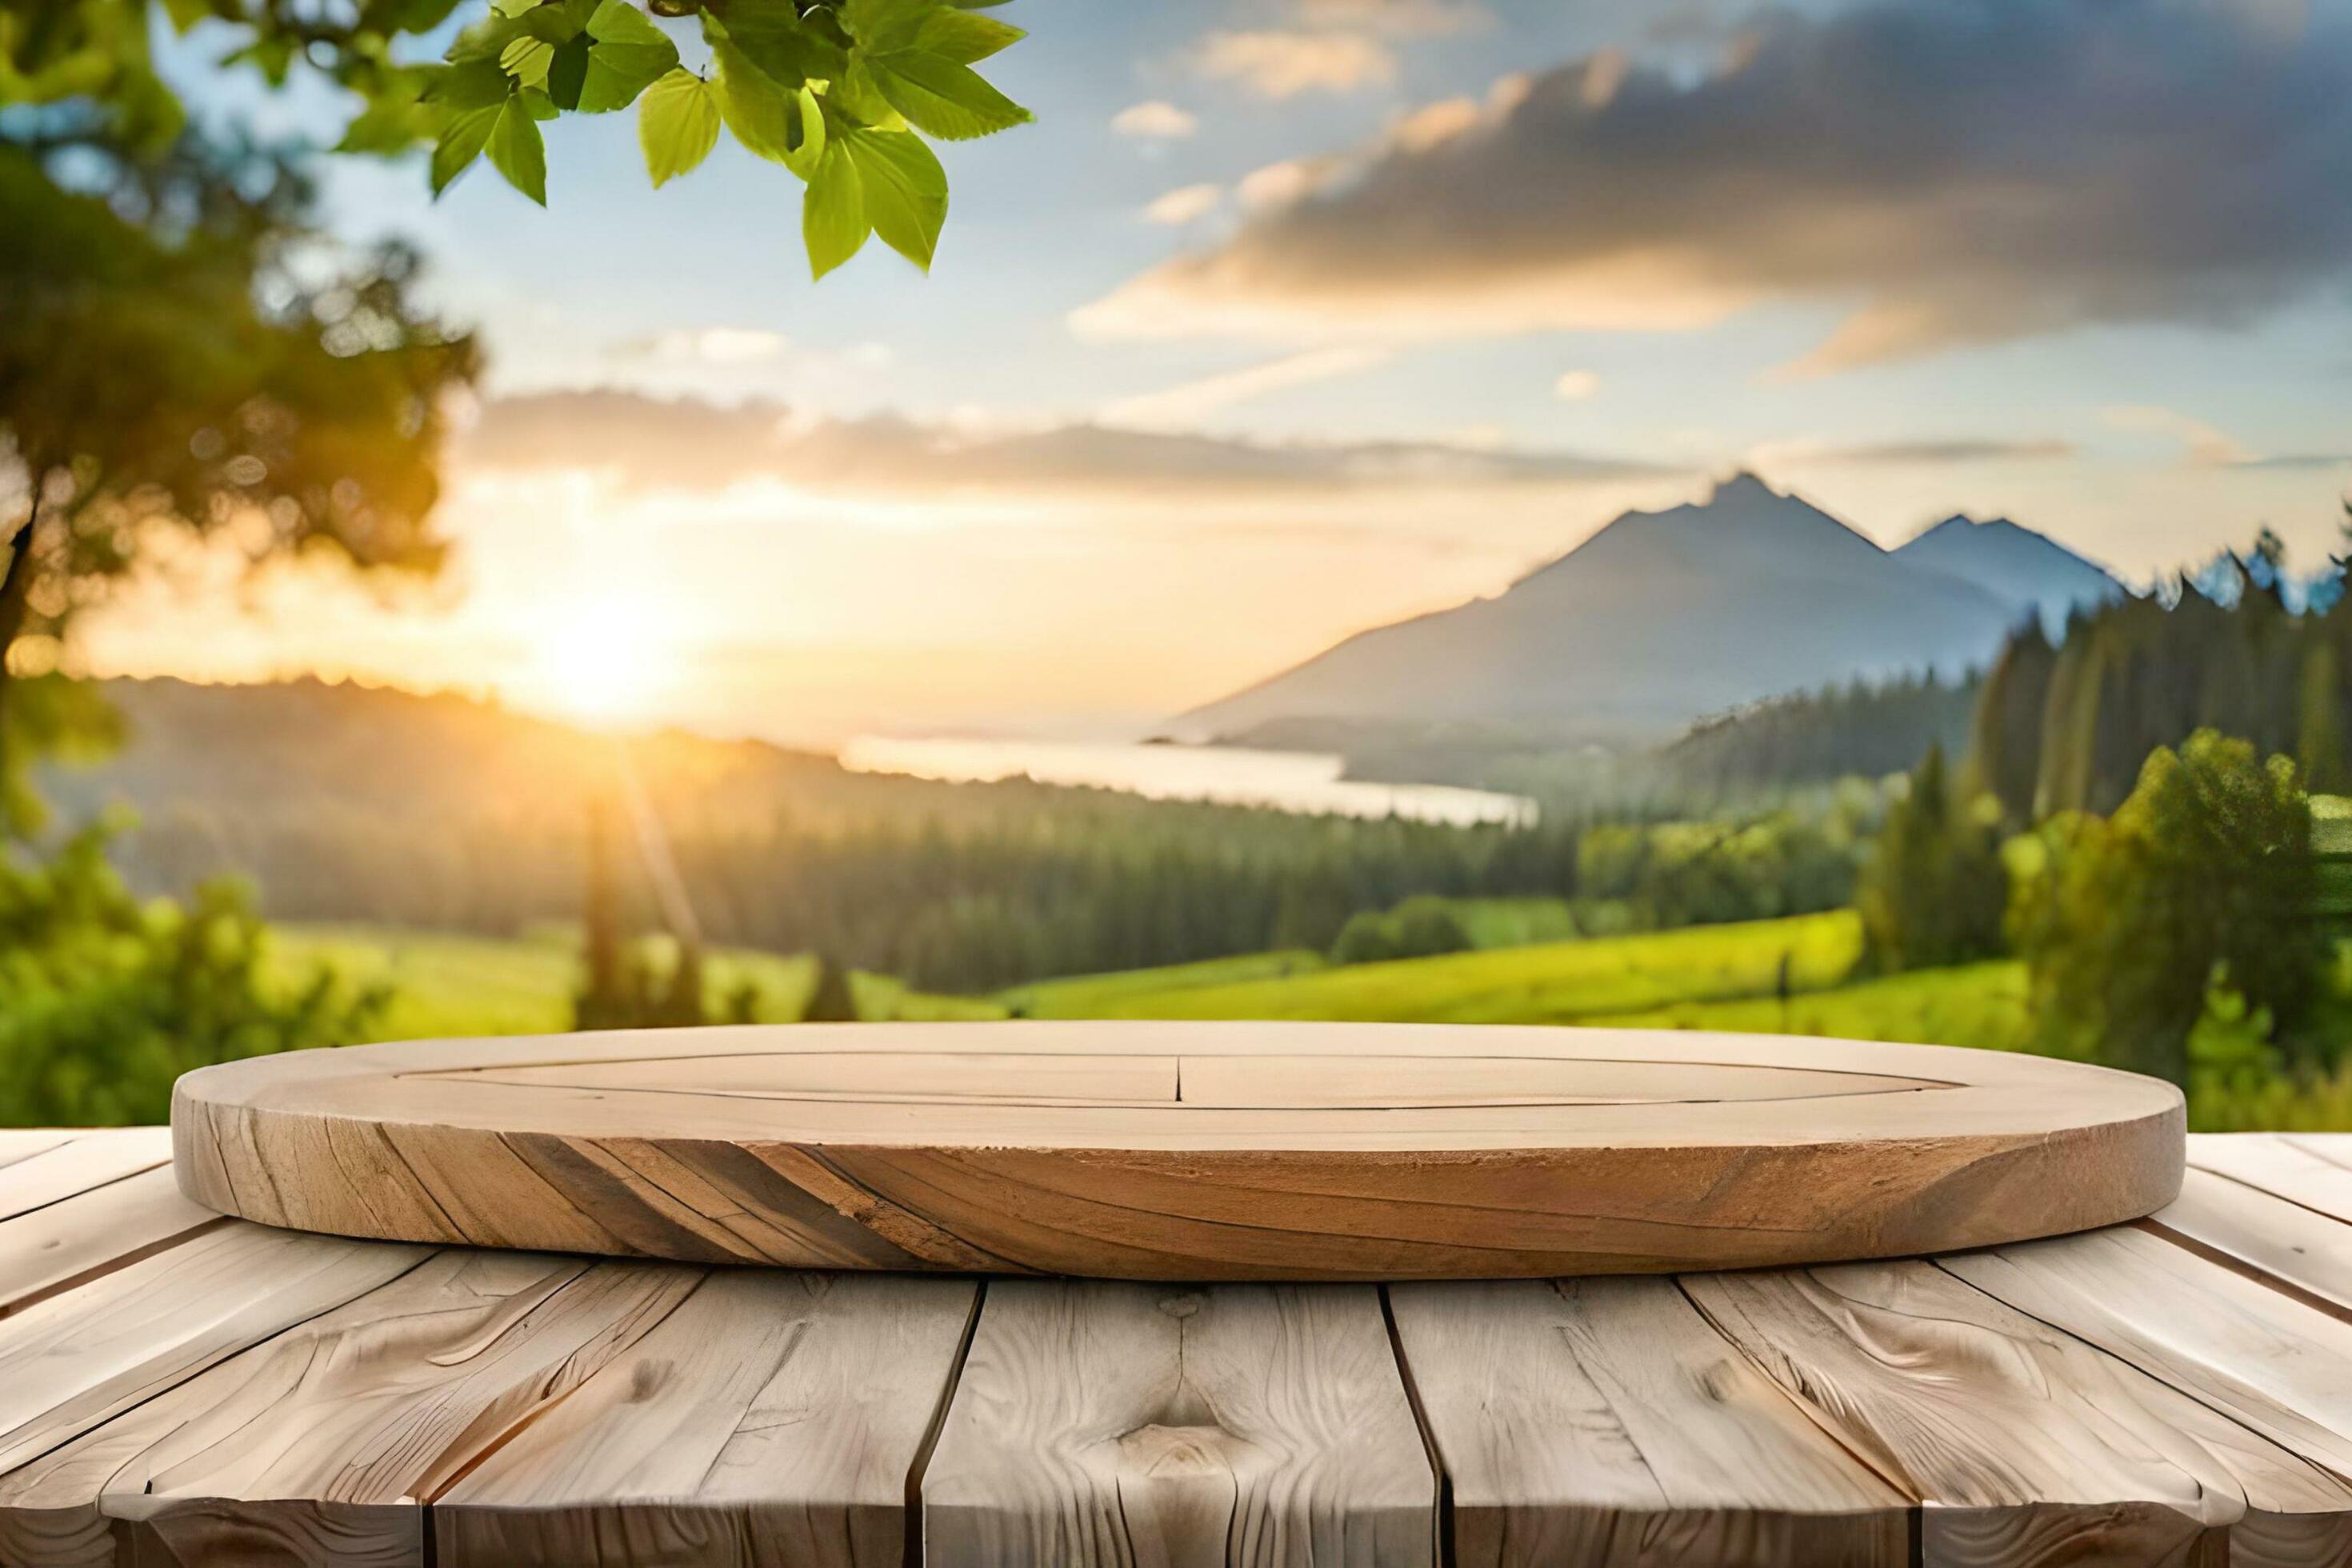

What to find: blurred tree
left=0, top=819, right=388, bottom=1122
left=800, top=953, right=858, bottom=1021
left=1856, top=744, right=2007, bottom=972
left=0, top=145, right=475, bottom=778
left=2015, top=730, right=2321, bottom=1087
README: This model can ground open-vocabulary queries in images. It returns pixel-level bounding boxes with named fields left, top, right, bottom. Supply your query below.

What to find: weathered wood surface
left=170, top=1022, right=2185, bottom=1278
left=2, top=1129, right=2351, bottom=1567
left=438, top=1270, right=978, bottom=1567
left=923, top=1280, right=1435, bottom=1566
left=1387, top=1276, right=1908, bottom=1567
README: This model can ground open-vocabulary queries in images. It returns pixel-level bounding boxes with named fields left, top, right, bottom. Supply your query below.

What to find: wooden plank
left=436, top=1270, right=977, bottom=1568
left=922, top=1281, right=1434, bottom=1566
left=174, top=1022, right=2185, bottom=1279
left=1682, top=1258, right=2347, bottom=1568
left=1388, top=1277, right=1908, bottom=1567
left=2186, top=1134, right=2352, bottom=1224
left=0, top=1130, right=171, bottom=1224
left=2147, top=1166, right=2352, bottom=1314
left=0, top=1223, right=427, bottom=1476
left=0, top=1133, right=76, bottom=1172
left=0, top=1250, right=701, bottom=1568
left=1944, top=1226, right=2352, bottom=1488
left=0, top=1166, right=220, bottom=1318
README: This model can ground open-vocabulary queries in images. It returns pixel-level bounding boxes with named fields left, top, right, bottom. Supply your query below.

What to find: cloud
left=1081, top=0, right=2352, bottom=369
left=1197, top=30, right=1398, bottom=97
left=1111, top=101, right=1198, bottom=138
left=460, top=391, right=1680, bottom=501
left=614, top=328, right=793, bottom=366
left=2102, top=406, right=2253, bottom=466
left=2103, top=406, right=2350, bottom=470
left=1100, top=346, right=1391, bottom=430
left=1553, top=370, right=1601, bottom=401
left=1292, top=0, right=1490, bottom=37
left=1143, top=184, right=1223, bottom=226
left=1751, top=438, right=2078, bottom=468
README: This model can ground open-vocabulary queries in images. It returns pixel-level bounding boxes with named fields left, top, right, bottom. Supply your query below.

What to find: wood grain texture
left=1944, top=1227, right=2352, bottom=1490
left=1682, top=1259, right=2350, bottom=1568
left=0, top=1249, right=702, bottom=1568
left=2148, top=1165, right=2352, bottom=1314
left=0, top=1224, right=426, bottom=1478
left=1387, top=1277, right=1908, bottom=1567
left=0, top=1129, right=171, bottom=1223
left=172, top=1022, right=2184, bottom=1279
left=923, top=1281, right=1435, bottom=1566
left=2189, top=1133, right=2352, bottom=1224
left=0, top=1167, right=220, bottom=1319
left=0, top=1133, right=76, bottom=1171
left=436, top=1269, right=978, bottom=1568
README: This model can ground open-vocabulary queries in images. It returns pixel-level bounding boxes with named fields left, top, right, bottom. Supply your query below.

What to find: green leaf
left=490, top=0, right=538, bottom=14
left=577, top=0, right=675, bottom=110
left=423, top=56, right=513, bottom=106
left=430, top=102, right=500, bottom=194
left=864, top=50, right=1027, bottom=140
left=486, top=92, right=549, bottom=202
left=444, top=10, right=529, bottom=65
left=713, top=41, right=822, bottom=176
left=840, top=127, right=944, bottom=269
left=546, top=33, right=591, bottom=109
left=638, top=67, right=720, bottom=187
left=587, top=0, right=670, bottom=47
left=716, top=3, right=845, bottom=89
left=499, top=34, right=555, bottom=86
left=913, top=7, right=1020, bottom=63
left=522, top=0, right=594, bottom=44
left=336, top=94, right=434, bottom=154
left=841, top=0, right=931, bottom=50
left=824, top=54, right=900, bottom=128
left=802, top=140, right=870, bottom=278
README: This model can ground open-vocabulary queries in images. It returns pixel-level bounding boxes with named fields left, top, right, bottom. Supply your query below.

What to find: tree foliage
left=0, top=819, right=386, bottom=1123
left=1329, top=895, right=1474, bottom=967
left=1856, top=743, right=2007, bottom=973
left=0, top=148, right=475, bottom=738
left=1, top=0, right=1032, bottom=276
left=2014, top=730, right=2322, bottom=1087
left=1970, top=538, right=2346, bottom=818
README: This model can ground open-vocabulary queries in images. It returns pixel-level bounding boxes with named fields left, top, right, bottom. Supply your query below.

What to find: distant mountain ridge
left=1178, top=474, right=2124, bottom=746
left=1892, top=514, right=2125, bottom=637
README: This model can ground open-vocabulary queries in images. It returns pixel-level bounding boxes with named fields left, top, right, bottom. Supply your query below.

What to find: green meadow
left=272, top=907, right=1877, bottom=1035
left=264, top=905, right=2352, bottom=1133
left=1006, top=910, right=1866, bottom=1024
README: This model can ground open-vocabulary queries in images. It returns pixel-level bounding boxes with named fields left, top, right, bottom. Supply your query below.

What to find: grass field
left=1004, top=910, right=1866, bottom=1024
left=266, top=924, right=998, bottom=1040
left=1602, top=960, right=2030, bottom=1051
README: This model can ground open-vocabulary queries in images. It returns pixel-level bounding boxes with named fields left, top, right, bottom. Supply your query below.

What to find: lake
left=838, top=737, right=1538, bottom=827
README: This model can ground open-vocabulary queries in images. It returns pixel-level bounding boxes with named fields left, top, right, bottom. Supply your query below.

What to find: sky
left=83, top=0, right=2352, bottom=746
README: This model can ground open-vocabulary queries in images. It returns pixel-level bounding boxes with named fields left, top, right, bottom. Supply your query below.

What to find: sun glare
left=521, top=593, right=679, bottom=726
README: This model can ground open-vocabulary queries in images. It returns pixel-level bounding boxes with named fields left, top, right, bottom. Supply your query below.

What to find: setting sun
left=518, top=591, right=680, bottom=726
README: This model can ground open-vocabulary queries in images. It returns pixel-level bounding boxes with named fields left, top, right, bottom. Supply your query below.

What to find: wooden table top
left=4, top=1126, right=2352, bottom=1567
left=171, top=1022, right=2184, bottom=1279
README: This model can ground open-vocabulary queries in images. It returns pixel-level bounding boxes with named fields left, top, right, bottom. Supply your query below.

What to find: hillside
left=1178, top=476, right=2116, bottom=747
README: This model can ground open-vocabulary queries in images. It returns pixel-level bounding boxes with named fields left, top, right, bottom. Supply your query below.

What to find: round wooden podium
left=171, top=1022, right=2182, bottom=1280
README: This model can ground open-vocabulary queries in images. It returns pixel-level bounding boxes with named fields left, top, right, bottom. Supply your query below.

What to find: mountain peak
left=1708, top=470, right=1782, bottom=506
left=1175, top=479, right=2032, bottom=746
left=1894, top=511, right=2125, bottom=636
